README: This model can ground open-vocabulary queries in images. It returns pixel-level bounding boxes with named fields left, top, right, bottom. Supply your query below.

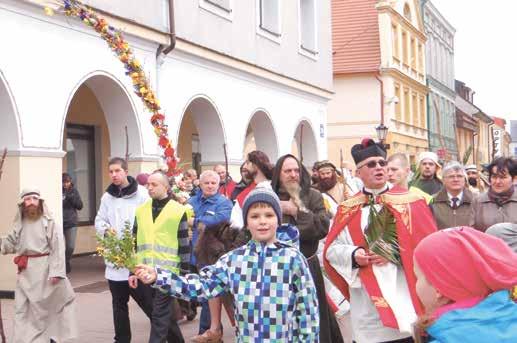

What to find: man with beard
left=411, top=152, right=443, bottom=196
left=271, top=154, right=344, bottom=343
left=230, top=162, right=252, bottom=201
left=230, top=150, right=273, bottom=229
left=323, top=139, right=437, bottom=343
left=464, top=164, right=486, bottom=195
left=0, top=189, right=77, bottom=342
left=214, top=164, right=236, bottom=199
left=315, top=161, right=345, bottom=215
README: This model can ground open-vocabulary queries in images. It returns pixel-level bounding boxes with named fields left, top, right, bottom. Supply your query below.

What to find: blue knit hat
left=242, top=188, right=282, bottom=227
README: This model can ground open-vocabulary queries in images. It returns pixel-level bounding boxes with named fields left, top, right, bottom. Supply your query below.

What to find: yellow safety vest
left=135, top=199, right=186, bottom=274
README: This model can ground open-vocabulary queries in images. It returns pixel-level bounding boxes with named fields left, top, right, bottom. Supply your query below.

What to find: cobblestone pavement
left=1, top=255, right=234, bottom=342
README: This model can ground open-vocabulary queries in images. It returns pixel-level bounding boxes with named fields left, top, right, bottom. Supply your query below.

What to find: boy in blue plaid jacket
left=136, top=188, right=319, bottom=342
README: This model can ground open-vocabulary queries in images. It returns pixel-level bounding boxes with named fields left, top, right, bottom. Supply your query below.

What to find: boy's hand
left=128, top=275, right=138, bottom=289
left=135, top=264, right=157, bottom=284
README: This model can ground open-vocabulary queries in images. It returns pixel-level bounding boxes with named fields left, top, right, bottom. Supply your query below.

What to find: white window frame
left=256, top=0, right=282, bottom=44
left=199, top=0, right=233, bottom=21
left=298, top=0, right=318, bottom=60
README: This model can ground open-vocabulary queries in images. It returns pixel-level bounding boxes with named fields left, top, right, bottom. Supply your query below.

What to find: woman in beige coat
left=470, top=157, right=517, bottom=232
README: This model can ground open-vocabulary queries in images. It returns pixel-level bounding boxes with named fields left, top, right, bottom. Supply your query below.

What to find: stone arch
left=243, top=109, right=279, bottom=161
left=291, top=119, right=319, bottom=167
left=176, top=95, right=226, bottom=170
left=0, top=69, right=22, bottom=150
left=61, top=71, right=143, bottom=158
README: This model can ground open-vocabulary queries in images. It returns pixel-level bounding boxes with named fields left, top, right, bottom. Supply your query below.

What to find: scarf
left=488, top=186, right=514, bottom=207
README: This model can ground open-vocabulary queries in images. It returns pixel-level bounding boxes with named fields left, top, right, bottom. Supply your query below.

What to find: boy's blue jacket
left=427, top=290, right=517, bottom=343
left=155, top=224, right=319, bottom=342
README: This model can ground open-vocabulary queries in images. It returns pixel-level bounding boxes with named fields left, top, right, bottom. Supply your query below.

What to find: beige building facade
left=328, top=0, right=429, bottom=167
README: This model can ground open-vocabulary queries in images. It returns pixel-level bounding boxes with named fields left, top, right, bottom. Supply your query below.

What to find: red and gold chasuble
left=323, top=185, right=438, bottom=329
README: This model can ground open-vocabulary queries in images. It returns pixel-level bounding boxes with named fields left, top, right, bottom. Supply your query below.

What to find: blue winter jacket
left=187, top=192, right=232, bottom=265
left=154, top=224, right=319, bottom=342
left=427, top=290, right=517, bottom=343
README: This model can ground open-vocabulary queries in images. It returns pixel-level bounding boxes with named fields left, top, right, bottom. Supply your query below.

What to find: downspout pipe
left=156, top=0, right=176, bottom=58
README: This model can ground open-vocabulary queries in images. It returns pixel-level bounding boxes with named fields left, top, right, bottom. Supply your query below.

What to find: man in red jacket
left=323, top=138, right=437, bottom=343
left=214, top=164, right=236, bottom=199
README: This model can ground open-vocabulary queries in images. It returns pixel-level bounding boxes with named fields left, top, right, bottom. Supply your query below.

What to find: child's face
left=414, top=259, right=448, bottom=312
left=247, top=204, right=277, bottom=244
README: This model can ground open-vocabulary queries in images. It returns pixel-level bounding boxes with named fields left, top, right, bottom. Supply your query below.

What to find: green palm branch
left=365, top=203, right=401, bottom=265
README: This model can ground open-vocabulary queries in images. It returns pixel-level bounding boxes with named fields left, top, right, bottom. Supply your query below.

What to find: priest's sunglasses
left=358, top=159, right=388, bottom=169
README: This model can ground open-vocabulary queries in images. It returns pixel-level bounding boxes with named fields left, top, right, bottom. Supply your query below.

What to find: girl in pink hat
left=413, top=227, right=517, bottom=343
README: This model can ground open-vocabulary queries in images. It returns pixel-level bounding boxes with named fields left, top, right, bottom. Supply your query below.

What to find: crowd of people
left=1, top=138, right=517, bottom=343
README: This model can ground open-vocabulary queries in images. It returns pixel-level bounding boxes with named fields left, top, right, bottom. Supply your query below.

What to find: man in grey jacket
left=431, top=161, right=474, bottom=230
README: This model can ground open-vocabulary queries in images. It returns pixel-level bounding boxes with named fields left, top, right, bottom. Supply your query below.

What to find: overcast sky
left=431, top=0, right=517, bottom=125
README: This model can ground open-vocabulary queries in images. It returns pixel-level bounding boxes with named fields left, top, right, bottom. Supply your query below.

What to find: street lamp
left=376, top=124, right=390, bottom=149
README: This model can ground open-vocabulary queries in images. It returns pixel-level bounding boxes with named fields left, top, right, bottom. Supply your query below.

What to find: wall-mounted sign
left=320, top=124, right=325, bottom=138
left=493, top=128, right=502, bottom=158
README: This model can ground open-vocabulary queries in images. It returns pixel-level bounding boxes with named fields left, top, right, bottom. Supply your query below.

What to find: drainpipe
left=156, top=0, right=176, bottom=58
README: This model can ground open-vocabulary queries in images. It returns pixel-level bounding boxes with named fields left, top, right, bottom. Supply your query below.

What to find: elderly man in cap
left=323, top=138, right=437, bottom=343
left=411, top=151, right=443, bottom=196
left=0, top=189, right=77, bottom=343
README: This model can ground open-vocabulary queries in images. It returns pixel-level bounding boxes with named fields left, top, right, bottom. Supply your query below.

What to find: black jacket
left=62, top=187, right=83, bottom=229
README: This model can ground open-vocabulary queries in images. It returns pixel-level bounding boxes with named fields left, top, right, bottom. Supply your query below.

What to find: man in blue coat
left=187, top=170, right=232, bottom=342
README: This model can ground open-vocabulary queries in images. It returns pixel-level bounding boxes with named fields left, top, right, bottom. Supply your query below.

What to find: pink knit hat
left=414, top=227, right=517, bottom=302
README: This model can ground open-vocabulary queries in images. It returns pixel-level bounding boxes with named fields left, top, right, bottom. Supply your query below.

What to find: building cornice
left=382, top=68, right=429, bottom=93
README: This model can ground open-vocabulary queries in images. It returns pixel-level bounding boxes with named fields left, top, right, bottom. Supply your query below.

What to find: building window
left=418, top=43, right=424, bottom=73
left=404, top=88, right=410, bottom=124
left=411, top=37, right=417, bottom=70
left=395, top=84, right=401, bottom=120
left=420, top=95, right=426, bottom=129
left=412, top=92, right=418, bottom=127
left=392, top=24, right=399, bottom=60
left=204, top=0, right=231, bottom=12
left=65, top=124, right=96, bottom=225
left=299, top=0, right=317, bottom=54
left=402, top=31, right=408, bottom=65
left=259, top=0, right=281, bottom=37
left=200, top=0, right=233, bottom=19
left=404, top=3, right=412, bottom=22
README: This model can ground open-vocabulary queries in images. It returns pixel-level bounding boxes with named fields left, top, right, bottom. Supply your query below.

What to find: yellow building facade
left=328, top=0, right=429, bottom=167
left=379, top=1, right=429, bottom=163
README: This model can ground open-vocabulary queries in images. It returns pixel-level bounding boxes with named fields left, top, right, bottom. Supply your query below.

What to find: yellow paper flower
left=44, top=7, right=55, bottom=16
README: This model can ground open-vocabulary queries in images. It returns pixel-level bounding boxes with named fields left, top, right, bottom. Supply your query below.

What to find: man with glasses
left=430, top=162, right=474, bottom=230
left=323, top=138, right=437, bottom=343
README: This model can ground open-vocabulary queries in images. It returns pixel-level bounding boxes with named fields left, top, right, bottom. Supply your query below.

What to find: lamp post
left=376, top=124, right=390, bottom=150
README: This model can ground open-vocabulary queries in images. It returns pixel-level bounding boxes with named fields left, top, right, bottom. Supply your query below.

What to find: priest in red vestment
left=323, top=138, right=437, bottom=343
